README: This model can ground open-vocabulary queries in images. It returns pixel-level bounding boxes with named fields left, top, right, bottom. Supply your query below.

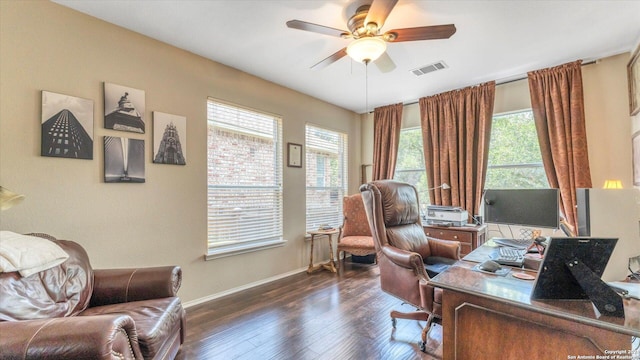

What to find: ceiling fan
left=286, top=0, right=456, bottom=72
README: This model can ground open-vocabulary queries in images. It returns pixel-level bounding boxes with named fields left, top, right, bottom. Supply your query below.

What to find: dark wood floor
left=176, top=260, right=441, bottom=360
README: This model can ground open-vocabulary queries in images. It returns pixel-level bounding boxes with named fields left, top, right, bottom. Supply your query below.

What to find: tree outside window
left=394, top=128, right=430, bottom=213
left=486, top=110, right=548, bottom=189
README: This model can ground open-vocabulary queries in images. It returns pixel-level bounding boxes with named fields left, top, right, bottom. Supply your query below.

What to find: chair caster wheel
left=391, top=317, right=397, bottom=328
left=420, top=341, right=426, bottom=352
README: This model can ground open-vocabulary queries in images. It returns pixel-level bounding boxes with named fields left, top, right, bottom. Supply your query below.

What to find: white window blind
left=207, top=99, right=283, bottom=257
left=305, top=125, right=348, bottom=232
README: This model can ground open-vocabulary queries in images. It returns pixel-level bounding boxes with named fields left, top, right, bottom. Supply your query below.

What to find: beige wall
left=0, top=1, right=361, bottom=304
left=361, top=53, right=635, bottom=190
left=583, top=54, right=634, bottom=188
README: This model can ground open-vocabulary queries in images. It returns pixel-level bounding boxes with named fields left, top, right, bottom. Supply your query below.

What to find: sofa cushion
left=80, top=297, right=184, bottom=359
left=0, top=231, right=69, bottom=277
left=342, top=194, right=372, bottom=237
left=0, top=238, right=93, bottom=321
left=339, top=236, right=374, bottom=251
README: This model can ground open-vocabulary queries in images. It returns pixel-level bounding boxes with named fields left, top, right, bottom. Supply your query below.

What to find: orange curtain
left=419, top=82, right=495, bottom=218
left=372, top=103, right=403, bottom=180
left=528, top=60, right=592, bottom=230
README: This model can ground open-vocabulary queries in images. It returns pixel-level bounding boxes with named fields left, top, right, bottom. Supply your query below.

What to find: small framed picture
left=104, top=136, right=145, bottom=183
left=104, top=82, right=146, bottom=133
left=41, top=91, right=94, bottom=159
left=153, top=111, right=187, bottom=165
left=287, top=143, right=302, bottom=168
left=633, top=131, right=640, bottom=186
left=629, top=44, right=640, bottom=116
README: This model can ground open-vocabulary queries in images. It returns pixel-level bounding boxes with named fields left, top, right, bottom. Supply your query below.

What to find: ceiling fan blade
left=374, top=52, right=396, bottom=73
left=385, top=24, right=456, bottom=42
left=286, top=20, right=349, bottom=38
left=311, top=48, right=348, bottom=70
left=364, top=0, right=398, bottom=30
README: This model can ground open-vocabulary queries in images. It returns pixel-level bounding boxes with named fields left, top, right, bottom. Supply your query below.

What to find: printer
left=425, top=205, right=468, bottom=226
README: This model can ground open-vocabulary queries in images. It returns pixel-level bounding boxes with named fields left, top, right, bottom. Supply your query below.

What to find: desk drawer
left=424, top=228, right=473, bottom=244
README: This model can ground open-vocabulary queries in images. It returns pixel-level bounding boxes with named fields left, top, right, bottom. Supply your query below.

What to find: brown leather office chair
left=336, top=193, right=376, bottom=267
left=360, top=180, right=461, bottom=352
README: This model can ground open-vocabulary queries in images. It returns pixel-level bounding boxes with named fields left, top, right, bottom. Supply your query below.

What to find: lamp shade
left=0, top=186, right=25, bottom=211
left=602, top=180, right=623, bottom=189
left=346, top=37, right=387, bottom=63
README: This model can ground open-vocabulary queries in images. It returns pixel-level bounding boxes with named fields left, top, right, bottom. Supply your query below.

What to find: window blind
left=305, top=125, right=348, bottom=232
left=207, top=99, right=283, bottom=253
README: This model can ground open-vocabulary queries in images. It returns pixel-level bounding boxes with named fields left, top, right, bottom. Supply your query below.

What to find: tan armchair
left=337, top=193, right=376, bottom=266
left=360, top=180, right=461, bottom=352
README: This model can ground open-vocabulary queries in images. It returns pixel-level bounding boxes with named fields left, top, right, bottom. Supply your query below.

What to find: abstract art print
left=104, top=136, right=145, bottom=183
left=153, top=112, right=187, bottom=165
left=41, top=91, right=94, bottom=159
left=104, top=82, right=145, bottom=133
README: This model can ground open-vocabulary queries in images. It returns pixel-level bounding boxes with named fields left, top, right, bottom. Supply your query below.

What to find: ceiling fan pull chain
left=365, top=60, right=369, bottom=114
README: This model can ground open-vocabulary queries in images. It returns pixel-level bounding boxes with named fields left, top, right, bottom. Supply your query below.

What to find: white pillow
left=0, top=231, right=69, bottom=277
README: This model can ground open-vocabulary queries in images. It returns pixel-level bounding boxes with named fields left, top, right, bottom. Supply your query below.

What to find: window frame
left=485, top=109, right=548, bottom=190
left=304, top=124, right=348, bottom=233
left=393, top=126, right=430, bottom=210
left=205, top=98, right=285, bottom=260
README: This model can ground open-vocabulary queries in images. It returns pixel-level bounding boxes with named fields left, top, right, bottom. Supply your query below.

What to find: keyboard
left=492, top=237, right=533, bottom=250
left=491, top=247, right=526, bottom=267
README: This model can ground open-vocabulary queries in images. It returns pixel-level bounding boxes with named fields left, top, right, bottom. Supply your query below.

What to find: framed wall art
left=104, top=82, right=146, bottom=133
left=633, top=131, right=640, bottom=186
left=153, top=112, right=187, bottom=165
left=287, top=143, right=302, bottom=168
left=629, top=44, right=640, bottom=116
left=41, top=91, right=94, bottom=160
left=104, top=136, right=145, bottom=183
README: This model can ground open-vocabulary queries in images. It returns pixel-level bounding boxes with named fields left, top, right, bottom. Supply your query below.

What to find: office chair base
left=390, top=310, right=430, bottom=328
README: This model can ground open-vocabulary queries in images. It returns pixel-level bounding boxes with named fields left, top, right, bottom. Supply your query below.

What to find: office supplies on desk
left=491, top=247, right=525, bottom=267
left=531, top=237, right=623, bottom=317
left=425, top=205, right=468, bottom=226
left=492, top=237, right=533, bottom=250
left=472, top=261, right=511, bottom=276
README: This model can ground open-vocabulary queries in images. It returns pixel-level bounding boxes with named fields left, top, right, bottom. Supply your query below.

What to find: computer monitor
left=531, top=237, right=623, bottom=317
left=483, top=189, right=559, bottom=229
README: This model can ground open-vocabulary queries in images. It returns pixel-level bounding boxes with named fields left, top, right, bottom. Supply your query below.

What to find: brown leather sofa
left=360, top=180, right=460, bottom=353
left=0, top=234, right=186, bottom=360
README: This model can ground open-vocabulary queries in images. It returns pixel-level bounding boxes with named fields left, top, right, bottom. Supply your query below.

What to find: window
left=206, top=99, right=284, bottom=259
left=394, top=127, right=430, bottom=211
left=305, top=125, right=348, bottom=232
left=485, top=110, right=547, bottom=189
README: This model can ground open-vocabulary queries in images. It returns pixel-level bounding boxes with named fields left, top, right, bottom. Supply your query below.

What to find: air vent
left=410, top=61, right=448, bottom=76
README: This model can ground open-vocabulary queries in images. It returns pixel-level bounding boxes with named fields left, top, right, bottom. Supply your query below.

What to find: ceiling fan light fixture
left=346, top=37, right=386, bottom=63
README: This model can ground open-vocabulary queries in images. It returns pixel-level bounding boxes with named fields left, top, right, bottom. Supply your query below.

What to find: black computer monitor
left=531, top=237, right=623, bottom=317
left=483, top=189, right=559, bottom=229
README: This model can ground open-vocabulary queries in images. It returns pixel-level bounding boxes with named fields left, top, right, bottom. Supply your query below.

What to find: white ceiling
left=53, top=0, right=640, bottom=114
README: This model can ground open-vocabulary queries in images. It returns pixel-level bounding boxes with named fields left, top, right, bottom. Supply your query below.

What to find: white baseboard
left=182, top=266, right=309, bottom=308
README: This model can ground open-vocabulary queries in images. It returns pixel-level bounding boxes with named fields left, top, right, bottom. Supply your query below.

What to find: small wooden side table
left=307, top=229, right=339, bottom=274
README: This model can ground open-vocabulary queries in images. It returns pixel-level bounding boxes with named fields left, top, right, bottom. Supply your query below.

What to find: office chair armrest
left=381, top=245, right=425, bottom=272
left=427, top=237, right=461, bottom=260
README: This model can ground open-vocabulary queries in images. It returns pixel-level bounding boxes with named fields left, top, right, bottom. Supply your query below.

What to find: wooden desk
left=423, top=224, right=487, bottom=256
left=307, top=230, right=338, bottom=274
left=430, top=247, right=640, bottom=360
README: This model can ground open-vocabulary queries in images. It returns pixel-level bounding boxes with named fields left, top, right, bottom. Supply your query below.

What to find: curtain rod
left=394, top=59, right=597, bottom=109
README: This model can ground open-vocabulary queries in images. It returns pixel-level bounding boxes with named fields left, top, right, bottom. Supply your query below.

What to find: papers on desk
left=608, top=281, right=640, bottom=300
